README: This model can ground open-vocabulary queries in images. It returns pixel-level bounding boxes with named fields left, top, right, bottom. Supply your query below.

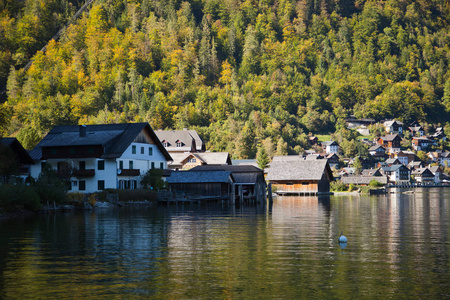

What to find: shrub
left=330, top=180, right=347, bottom=192
left=369, top=179, right=384, bottom=188
left=0, top=184, right=41, bottom=211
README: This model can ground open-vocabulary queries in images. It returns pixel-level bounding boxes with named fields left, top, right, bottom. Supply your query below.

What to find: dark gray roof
left=0, top=137, right=15, bottom=146
left=266, top=160, right=332, bottom=181
left=1, top=138, right=34, bottom=164
left=380, top=134, right=401, bottom=141
left=369, top=145, right=385, bottom=151
left=167, top=170, right=233, bottom=184
left=272, top=155, right=303, bottom=162
left=29, top=123, right=172, bottom=161
left=383, top=164, right=409, bottom=172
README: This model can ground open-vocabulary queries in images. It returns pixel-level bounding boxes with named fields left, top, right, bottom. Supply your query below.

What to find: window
left=98, top=180, right=105, bottom=190
left=148, top=147, right=153, bottom=156
left=132, top=145, right=136, bottom=154
left=141, top=147, right=144, bottom=154
left=129, top=161, right=133, bottom=169
left=88, top=146, right=94, bottom=154
left=79, top=181, right=86, bottom=191
left=188, top=158, right=196, bottom=163
left=163, top=142, right=168, bottom=147
left=160, top=162, right=164, bottom=169
left=79, top=161, right=85, bottom=170
left=67, top=181, right=72, bottom=191
left=176, top=142, right=182, bottom=147
left=98, top=160, right=105, bottom=170
left=69, top=148, right=76, bottom=154
left=119, top=161, right=123, bottom=170
left=151, top=162, right=155, bottom=169
left=302, top=182, right=309, bottom=185
left=51, top=148, right=57, bottom=155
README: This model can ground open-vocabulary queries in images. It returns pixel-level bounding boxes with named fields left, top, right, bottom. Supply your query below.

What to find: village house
left=266, top=158, right=333, bottom=195
left=308, top=136, right=318, bottom=145
left=0, top=138, right=34, bottom=182
left=412, top=136, right=434, bottom=151
left=440, top=151, right=450, bottom=167
left=407, top=160, right=425, bottom=170
left=167, top=152, right=231, bottom=170
left=431, top=127, right=446, bottom=141
left=411, top=168, right=435, bottom=185
left=381, top=164, right=411, bottom=184
left=29, top=123, right=172, bottom=193
left=322, top=141, right=339, bottom=154
left=377, top=134, right=402, bottom=153
left=428, top=166, right=444, bottom=184
left=155, top=129, right=205, bottom=153
left=392, top=151, right=417, bottom=166
left=326, top=153, right=340, bottom=168
left=408, top=125, right=424, bottom=137
left=383, top=120, right=403, bottom=135
left=368, top=145, right=387, bottom=160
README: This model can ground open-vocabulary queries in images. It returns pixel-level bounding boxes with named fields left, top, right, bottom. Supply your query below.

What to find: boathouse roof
left=266, top=159, right=333, bottom=181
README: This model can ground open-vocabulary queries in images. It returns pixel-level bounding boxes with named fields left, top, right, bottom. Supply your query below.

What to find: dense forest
left=1, top=0, right=450, bottom=159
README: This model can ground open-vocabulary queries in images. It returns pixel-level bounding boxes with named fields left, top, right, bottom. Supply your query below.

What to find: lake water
left=0, top=188, right=449, bottom=299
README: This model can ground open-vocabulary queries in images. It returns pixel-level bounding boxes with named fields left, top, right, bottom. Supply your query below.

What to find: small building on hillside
left=412, top=137, right=434, bottom=151
left=384, top=120, right=403, bottom=135
left=393, top=151, right=417, bottom=166
left=409, top=125, right=425, bottom=137
left=322, top=141, right=339, bottom=154
left=429, top=166, right=444, bottom=184
left=326, top=153, right=340, bottom=168
left=369, top=145, right=387, bottom=160
left=266, top=159, right=333, bottom=195
left=377, top=134, right=402, bottom=153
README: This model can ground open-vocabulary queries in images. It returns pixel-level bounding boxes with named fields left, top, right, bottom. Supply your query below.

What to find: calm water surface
left=0, top=188, right=449, bottom=299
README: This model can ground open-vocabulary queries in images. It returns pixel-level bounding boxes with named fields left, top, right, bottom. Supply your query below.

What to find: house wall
left=271, top=180, right=320, bottom=194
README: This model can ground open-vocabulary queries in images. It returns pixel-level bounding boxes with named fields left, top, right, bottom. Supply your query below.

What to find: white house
left=381, top=164, right=410, bottom=184
left=29, top=123, right=172, bottom=193
left=322, top=141, right=339, bottom=154
left=384, top=120, right=403, bottom=134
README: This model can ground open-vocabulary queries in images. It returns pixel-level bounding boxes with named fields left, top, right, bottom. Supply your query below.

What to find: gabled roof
left=322, top=140, right=339, bottom=147
left=266, top=159, right=333, bottom=181
left=0, top=137, right=34, bottom=164
left=384, top=120, right=403, bottom=127
left=379, top=134, right=402, bottom=142
left=411, top=168, right=434, bottom=176
left=272, top=155, right=303, bottom=162
left=386, top=158, right=401, bottom=164
left=428, top=166, right=443, bottom=174
left=29, top=123, right=172, bottom=161
left=369, top=145, right=385, bottom=151
left=362, top=168, right=383, bottom=177
left=383, top=164, right=409, bottom=172
left=155, top=129, right=205, bottom=152
left=166, top=170, right=233, bottom=184
left=191, top=165, right=264, bottom=184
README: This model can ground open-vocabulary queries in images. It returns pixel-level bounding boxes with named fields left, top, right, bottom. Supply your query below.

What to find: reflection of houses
left=155, top=129, right=205, bottom=153
left=266, top=159, right=333, bottom=195
left=29, top=123, right=172, bottom=193
left=168, top=152, right=231, bottom=170
left=412, top=137, right=434, bottom=151
left=381, top=164, right=410, bottom=184
left=0, top=138, right=34, bottom=181
left=411, top=168, right=434, bottom=185
left=322, top=141, right=339, bottom=154
left=377, top=134, right=402, bottom=153
left=384, top=120, right=403, bottom=134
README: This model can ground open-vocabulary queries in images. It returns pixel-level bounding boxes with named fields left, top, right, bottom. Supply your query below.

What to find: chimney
left=79, top=125, right=86, bottom=137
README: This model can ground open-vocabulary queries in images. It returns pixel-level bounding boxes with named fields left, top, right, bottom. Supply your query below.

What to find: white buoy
left=338, top=232, right=347, bottom=243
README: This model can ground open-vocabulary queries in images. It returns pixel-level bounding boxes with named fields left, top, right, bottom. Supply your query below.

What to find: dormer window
left=162, top=140, right=169, bottom=147
left=176, top=140, right=183, bottom=147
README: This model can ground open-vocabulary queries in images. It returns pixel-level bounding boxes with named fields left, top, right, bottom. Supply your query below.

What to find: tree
left=0, top=143, right=18, bottom=184
left=256, top=146, right=270, bottom=169
left=353, top=156, right=362, bottom=175
left=140, top=169, right=166, bottom=191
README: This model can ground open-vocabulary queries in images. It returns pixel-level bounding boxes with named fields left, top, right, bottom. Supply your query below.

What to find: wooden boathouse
left=266, top=157, right=334, bottom=195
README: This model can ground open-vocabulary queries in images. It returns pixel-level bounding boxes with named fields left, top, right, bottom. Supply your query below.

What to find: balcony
left=73, top=169, right=96, bottom=178
left=117, top=169, right=140, bottom=177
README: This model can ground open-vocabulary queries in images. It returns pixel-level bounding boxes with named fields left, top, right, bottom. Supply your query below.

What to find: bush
left=0, top=184, right=41, bottom=212
left=369, top=179, right=384, bottom=188
left=330, top=180, right=347, bottom=192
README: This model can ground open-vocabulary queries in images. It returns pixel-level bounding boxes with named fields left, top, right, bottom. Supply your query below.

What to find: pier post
left=230, top=183, right=235, bottom=205
left=268, top=183, right=273, bottom=202
left=238, top=185, right=243, bottom=204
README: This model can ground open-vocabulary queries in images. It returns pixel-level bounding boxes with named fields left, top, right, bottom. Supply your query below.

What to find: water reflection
left=0, top=189, right=449, bottom=298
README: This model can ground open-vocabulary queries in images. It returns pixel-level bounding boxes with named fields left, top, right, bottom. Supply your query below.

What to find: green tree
left=256, top=145, right=270, bottom=169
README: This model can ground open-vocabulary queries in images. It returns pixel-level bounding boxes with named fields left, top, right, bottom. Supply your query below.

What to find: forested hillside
left=1, top=0, right=450, bottom=159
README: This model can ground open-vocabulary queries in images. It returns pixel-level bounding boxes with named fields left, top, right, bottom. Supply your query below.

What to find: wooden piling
left=268, top=183, right=273, bottom=202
